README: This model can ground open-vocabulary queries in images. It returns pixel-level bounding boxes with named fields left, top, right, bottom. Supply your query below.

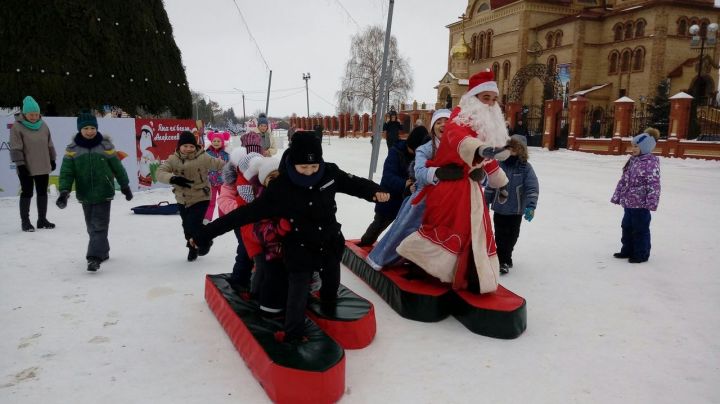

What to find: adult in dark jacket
left=194, top=131, right=389, bottom=342
left=9, top=96, right=58, bottom=231
left=357, top=126, right=429, bottom=246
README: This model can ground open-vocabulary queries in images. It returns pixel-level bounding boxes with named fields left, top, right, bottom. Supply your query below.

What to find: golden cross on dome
left=458, top=12, right=467, bottom=33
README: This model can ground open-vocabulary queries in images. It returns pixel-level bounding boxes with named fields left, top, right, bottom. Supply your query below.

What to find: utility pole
left=265, top=70, right=273, bottom=115
left=233, top=88, right=247, bottom=122
left=303, top=73, right=311, bottom=117
left=387, top=59, right=394, bottom=110
left=369, top=0, right=394, bottom=180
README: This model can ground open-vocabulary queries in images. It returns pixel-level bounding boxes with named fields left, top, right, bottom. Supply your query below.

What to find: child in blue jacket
left=485, top=135, right=539, bottom=275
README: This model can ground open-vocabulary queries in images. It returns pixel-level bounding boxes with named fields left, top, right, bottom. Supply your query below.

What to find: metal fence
left=697, top=106, right=720, bottom=140
left=583, top=106, right=614, bottom=138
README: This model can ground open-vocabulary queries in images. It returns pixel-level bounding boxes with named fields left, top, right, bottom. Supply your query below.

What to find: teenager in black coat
left=193, top=131, right=389, bottom=342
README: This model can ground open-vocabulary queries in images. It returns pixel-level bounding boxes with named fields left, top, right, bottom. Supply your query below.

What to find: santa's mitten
left=277, top=218, right=292, bottom=236
left=497, top=186, right=509, bottom=204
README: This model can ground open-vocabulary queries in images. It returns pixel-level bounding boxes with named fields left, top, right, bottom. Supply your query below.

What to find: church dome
left=451, top=33, right=470, bottom=59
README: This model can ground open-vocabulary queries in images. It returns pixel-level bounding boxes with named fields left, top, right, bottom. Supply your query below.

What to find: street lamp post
left=689, top=22, right=718, bottom=105
left=303, top=73, right=311, bottom=118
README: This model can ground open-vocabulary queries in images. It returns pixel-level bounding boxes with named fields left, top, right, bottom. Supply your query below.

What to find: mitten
left=435, top=164, right=464, bottom=181
left=170, top=176, right=193, bottom=188
left=478, top=146, right=509, bottom=159
left=16, top=164, right=29, bottom=177
left=277, top=218, right=292, bottom=236
left=524, top=207, right=535, bottom=222
left=121, top=186, right=133, bottom=201
left=50, top=160, right=57, bottom=171
left=56, top=191, right=70, bottom=209
left=497, top=186, right=509, bottom=204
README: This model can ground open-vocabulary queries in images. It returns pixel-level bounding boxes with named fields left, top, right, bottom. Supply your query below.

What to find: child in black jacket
left=193, top=131, right=389, bottom=342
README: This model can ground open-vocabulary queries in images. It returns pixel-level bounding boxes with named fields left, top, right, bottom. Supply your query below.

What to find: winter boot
left=613, top=252, right=630, bottom=259
left=187, top=247, right=198, bottom=262
left=36, top=195, right=56, bottom=229
left=499, top=263, right=510, bottom=275
left=628, top=257, right=648, bottom=264
left=20, top=197, right=35, bottom=232
left=87, top=257, right=101, bottom=272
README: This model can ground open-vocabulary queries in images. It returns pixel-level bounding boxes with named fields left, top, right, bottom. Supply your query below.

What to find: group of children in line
left=10, top=92, right=661, bottom=341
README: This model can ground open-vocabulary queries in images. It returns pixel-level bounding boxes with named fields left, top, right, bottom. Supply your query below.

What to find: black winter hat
left=406, top=126, right=429, bottom=151
left=177, top=130, right=197, bottom=150
left=289, top=131, right=323, bottom=164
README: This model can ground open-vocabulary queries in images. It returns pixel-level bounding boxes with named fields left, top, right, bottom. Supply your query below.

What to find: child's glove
left=524, top=207, right=535, bottom=222
left=121, top=186, right=133, bottom=201
left=170, top=176, right=193, bottom=188
left=435, top=164, right=464, bottom=181
left=50, top=160, right=56, bottom=171
left=497, top=186, right=509, bottom=204
left=56, top=191, right=70, bottom=209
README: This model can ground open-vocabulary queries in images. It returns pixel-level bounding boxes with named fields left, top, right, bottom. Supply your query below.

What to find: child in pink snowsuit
left=205, top=131, right=230, bottom=223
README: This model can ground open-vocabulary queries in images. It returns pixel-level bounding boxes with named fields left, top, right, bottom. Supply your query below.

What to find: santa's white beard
left=453, top=93, right=509, bottom=147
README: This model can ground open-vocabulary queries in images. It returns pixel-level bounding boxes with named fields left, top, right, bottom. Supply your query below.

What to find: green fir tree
left=0, top=0, right=191, bottom=117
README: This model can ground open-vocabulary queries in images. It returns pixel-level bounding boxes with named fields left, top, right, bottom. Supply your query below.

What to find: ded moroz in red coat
left=397, top=106, right=509, bottom=294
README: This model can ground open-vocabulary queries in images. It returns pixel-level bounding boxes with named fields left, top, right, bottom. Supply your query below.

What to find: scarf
left=285, top=158, right=326, bottom=188
left=74, top=132, right=104, bottom=149
left=21, top=118, right=43, bottom=131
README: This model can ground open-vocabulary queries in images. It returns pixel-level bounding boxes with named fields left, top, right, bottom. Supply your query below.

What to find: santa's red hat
left=466, top=69, right=499, bottom=97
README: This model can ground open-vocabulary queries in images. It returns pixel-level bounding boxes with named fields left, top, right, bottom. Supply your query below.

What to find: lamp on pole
left=689, top=22, right=718, bottom=105
left=303, top=73, right=311, bottom=117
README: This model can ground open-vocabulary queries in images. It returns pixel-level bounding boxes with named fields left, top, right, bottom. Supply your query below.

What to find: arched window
left=478, top=2, right=490, bottom=13
left=546, top=32, right=555, bottom=49
left=632, top=47, right=645, bottom=71
left=502, top=60, right=511, bottom=80
left=614, top=24, right=623, bottom=41
left=677, top=18, right=688, bottom=36
left=478, top=32, right=485, bottom=61
left=547, top=55, right=557, bottom=74
left=492, top=62, right=500, bottom=79
left=554, top=30, right=563, bottom=47
left=620, top=49, right=631, bottom=73
left=470, top=34, right=477, bottom=61
left=486, top=30, right=493, bottom=59
left=625, top=22, right=634, bottom=40
left=635, top=20, right=645, bottom=37
left=609, top=51, right=619, bottom=74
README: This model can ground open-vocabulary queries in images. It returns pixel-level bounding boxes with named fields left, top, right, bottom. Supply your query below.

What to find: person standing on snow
left=9, top=96, right=58, bottom=232
left=397, top=70, right=510, bottom=294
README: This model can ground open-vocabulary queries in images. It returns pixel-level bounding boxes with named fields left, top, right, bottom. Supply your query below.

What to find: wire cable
left=230, top=0, right=271, bottom=71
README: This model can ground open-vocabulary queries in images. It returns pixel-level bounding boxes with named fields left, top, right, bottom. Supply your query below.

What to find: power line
left=309, top=87, right=338, bottom=110
left=332, top=0, right=361, bottom=30
left=230, top=0, right=270, bottom=71
left=197, top=86, right=304, bottom=95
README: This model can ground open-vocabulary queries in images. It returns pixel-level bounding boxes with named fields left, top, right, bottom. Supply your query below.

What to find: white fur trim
left=396, top=232, right=458, bottom=283
left=257, top=158, right=280, bottom=184
left=467, top=81, right=499, bottom=97
left=469, top=182, right=499, bottom=293
left=229, top=146, right=247, bottom=166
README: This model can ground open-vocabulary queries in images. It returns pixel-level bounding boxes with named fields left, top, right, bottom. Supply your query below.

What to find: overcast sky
left=164, top=0, right=466, bottom=118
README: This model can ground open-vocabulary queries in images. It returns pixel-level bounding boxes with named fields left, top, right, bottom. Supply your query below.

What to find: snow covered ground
left=1, top=136, right=719, bottom=403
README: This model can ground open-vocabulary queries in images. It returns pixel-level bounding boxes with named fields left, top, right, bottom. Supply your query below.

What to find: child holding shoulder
left=193, top=131, right=389, bottom=343
left=56, top=112, right=133, bottom=272
left=204, top=130, right=230, bottom=223
left=485, top=134, right=539, bottom=275
left=611, top=128, right=661, bottom=263
left=157, top=131, right=225, bottom=262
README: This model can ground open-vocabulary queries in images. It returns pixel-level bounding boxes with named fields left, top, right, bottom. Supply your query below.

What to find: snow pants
left=620, top=208, right=651, bottom=261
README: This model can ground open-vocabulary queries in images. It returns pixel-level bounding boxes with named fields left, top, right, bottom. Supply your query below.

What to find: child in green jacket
left=56, top=112, right=132, bottom=272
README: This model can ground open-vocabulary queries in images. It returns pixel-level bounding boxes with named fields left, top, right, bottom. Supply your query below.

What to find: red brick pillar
left=613, top=97, right=634, bottom=138
left=569, top=96, right=588, bottom=138
left=542, top=99, right=563, bottom=150
left=669, top=92, right=693, bottom=140
left=353, top=114, right=360, bottom=136
left=362, top=113, right=370, bottom=133
left=505, top=102, right=522, bottom=132
left=338, top=113, right=346, bottom=137
left=344, top=114, right=351, bottom=137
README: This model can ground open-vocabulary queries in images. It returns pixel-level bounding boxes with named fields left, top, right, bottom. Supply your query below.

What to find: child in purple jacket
left=611, top=129, right=661, bottom=263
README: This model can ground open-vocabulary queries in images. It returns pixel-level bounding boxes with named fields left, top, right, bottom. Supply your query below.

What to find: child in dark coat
left=193, top=131, right=389, bottom=342
left=611, top=130, right=661, bottom=263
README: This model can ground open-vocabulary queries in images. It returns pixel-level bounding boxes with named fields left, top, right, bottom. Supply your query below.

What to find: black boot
left=87, top=257, right=101, bottom=272
left=36, top=195, right=55, bottom=229
left=20, top=197, right=34, bottom=232
left=187, top=247, right=198, bottom=262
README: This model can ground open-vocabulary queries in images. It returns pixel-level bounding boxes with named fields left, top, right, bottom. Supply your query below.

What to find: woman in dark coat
left=194, top=131, right=389, bottom=342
